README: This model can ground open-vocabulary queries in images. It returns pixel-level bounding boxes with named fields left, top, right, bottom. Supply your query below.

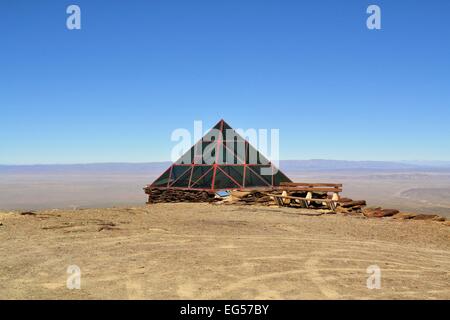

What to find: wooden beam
left=265, top=193, right=337, bottom=202
left=274, top=187, right=343, bottom=192
left=280, top=182, right=343, bottom=187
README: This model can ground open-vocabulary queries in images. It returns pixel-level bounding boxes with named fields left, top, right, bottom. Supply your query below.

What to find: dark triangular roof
left=150, top=119, right=291, bottom=190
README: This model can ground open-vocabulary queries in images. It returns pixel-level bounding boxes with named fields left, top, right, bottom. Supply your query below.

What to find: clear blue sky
left=1, top=0, right=449, bottom=164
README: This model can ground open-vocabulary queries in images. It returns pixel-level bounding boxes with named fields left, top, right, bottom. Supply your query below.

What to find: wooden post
left=282, top=190, right=290, bottom=205
left=306, top=191, right=312, bottom=206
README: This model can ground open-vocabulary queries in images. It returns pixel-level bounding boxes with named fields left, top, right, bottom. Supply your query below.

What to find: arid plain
left=0, top=203, right=449, bottom=299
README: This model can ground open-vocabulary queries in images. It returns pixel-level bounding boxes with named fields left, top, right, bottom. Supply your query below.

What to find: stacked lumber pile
left=145, top=188, right=218, bottom=203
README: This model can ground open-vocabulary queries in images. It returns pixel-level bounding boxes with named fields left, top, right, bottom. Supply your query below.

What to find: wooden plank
left=274, top=187, right=342, bottom=192
left=281, top=182, right=343, bottom=187
left=265, top=193, right=337, bottom=203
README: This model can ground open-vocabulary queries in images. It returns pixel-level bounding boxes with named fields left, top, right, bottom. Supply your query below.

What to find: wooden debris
left=230, top=191, right=254, bottom=200
left=338, top=197, right=353, bottom=203
left=340, top=200, right=367, bottom=208
left=336, top=198, right=367, bottom=214
left=145, top=188, right=219, bottom=204
left=265, top=193, right=338, bottom=211
left=143, top=183, right=448, bottom=225
left=229, top=190, right=274, bottom=206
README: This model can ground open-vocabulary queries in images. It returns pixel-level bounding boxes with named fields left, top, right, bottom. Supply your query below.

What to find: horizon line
left=1, top=159, right=450, bottom=166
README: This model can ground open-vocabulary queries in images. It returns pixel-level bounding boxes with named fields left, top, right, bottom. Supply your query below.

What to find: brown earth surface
left=0, top=203, right=449, bottom=299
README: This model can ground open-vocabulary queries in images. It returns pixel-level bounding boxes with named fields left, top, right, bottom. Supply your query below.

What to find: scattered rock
left=392, top=212, right=417, bottom=220
left=98, top=222, right=116, bottom=227
left=98, top=225, right=119, bottom=232
left=98, top=222, right=119, bottom=231
left=442, top=220, right=450, bottom=226
left=413, top=214, right=440, bottom=221
left=378, top=209, right=400, bottom=217
left=0, top=222, right=3, bottom=226
left=432, top=216, right=446, bottom=222
left=20, top=211, right=36, bottom=216
left=363, top=208, right=399, bottom=218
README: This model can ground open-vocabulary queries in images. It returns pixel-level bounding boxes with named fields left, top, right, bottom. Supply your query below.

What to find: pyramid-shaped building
left=149, top=119, right=291, bottom=191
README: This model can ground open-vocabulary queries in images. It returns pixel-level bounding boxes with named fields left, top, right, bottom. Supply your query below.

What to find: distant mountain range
left=1, top=160, right=450, bottom=174
left=0, top=162, right=170, bottom=174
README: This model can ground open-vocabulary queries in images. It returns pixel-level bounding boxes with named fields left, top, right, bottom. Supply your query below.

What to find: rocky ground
left=0, top=203, right=449, bottom=299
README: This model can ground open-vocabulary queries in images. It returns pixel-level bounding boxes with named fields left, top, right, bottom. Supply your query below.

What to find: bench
left=267, top=182, right=343, bottom=211
left=278, top=182, right=342, bottom=201
left=265, top=193, right=338, bottom=211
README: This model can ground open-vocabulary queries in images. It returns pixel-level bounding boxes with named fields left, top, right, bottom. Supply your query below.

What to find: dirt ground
left=0, top=203, right=449, bottom=299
